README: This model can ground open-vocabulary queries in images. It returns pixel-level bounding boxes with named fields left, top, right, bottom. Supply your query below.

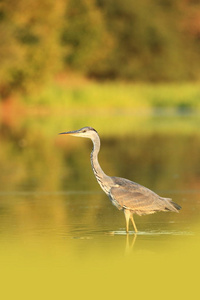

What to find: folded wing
left=109, top=177, right=180, bottom=215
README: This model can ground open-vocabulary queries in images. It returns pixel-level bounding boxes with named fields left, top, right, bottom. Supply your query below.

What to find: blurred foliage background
left=0, top=0, right=200, bottom=102
left=1, top=2, right=200, bottom=291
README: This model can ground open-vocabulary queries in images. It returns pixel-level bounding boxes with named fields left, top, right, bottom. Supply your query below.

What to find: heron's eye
left=82, top=130, right=86, bottom=133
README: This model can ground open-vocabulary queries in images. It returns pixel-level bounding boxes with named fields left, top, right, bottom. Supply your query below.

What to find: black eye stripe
left=79, top=127, right=97, bottom=133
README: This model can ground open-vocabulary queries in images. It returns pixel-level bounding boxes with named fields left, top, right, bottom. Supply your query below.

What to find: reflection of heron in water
left=60, top=127, right=181, bottom=233
left=125, top=234, right=137, bottom=254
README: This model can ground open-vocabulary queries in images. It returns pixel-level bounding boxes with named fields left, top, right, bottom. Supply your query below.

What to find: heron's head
left=59, top=126, right=98, bottom=139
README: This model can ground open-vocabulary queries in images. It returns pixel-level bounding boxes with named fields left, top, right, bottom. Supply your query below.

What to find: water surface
left=0, top=113, right=200, bottom=298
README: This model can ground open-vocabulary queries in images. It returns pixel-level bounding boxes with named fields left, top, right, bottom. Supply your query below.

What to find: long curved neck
left=90, top=133, right=107, bottom=180
left=90, top=132, right=114, bottom=194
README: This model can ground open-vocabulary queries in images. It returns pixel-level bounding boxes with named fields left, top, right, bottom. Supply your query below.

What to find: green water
left=0, top=113, right=200, bottom=299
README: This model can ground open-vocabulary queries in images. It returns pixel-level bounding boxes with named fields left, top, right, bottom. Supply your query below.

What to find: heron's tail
left=161, top=197, right=182, bottom=212
left=170, top=201, right=181, bottom=211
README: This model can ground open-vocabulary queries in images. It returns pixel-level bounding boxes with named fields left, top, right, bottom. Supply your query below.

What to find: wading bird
left=60, top=127, right=181, bottom=233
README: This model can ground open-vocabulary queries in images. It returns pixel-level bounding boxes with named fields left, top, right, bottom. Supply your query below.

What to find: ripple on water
left=107, top=230, right=194, bottom=236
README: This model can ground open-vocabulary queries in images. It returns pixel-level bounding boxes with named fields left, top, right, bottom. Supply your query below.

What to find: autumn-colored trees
left=0, top=0, right=200, bottom=100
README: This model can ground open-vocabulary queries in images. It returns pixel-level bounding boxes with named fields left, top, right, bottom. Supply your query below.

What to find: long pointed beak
left=59, top=130, right=79, bottom=136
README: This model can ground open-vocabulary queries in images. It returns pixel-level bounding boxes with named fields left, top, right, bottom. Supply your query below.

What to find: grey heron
left=60, top=126, right=181, bottom=233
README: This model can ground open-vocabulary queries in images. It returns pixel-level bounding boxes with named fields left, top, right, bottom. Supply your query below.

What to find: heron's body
left=60, top=126, right=181, bottom=233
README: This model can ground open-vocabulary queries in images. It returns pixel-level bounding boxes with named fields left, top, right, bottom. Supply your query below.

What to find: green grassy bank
left=1, top=81, right=200, bottom=138
left=23, top=81, right=200, bottom=113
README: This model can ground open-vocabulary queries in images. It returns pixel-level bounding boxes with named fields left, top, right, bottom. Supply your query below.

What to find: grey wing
left=109, top=178, right=176, bottom=215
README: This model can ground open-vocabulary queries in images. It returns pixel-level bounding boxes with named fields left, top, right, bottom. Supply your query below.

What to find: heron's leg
left=124, top=210, right=131, bottom=233
left=130, top=214, right=138, bottom=233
